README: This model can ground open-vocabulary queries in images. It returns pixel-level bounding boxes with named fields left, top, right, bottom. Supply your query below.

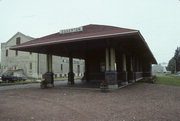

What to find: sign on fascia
left=59, top=26, right=83, bottom=34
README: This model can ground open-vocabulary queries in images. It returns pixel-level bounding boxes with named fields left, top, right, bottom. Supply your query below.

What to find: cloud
left=22, top=15, right=36, bottom=18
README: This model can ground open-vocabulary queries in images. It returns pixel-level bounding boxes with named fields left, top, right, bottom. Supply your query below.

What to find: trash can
left=41, top=72, right=54, bottom=88
left=44, top=72, right=54, bottom=84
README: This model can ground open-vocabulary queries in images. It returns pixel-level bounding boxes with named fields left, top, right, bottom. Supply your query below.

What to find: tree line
left=167, top=47, right=180, bottom=73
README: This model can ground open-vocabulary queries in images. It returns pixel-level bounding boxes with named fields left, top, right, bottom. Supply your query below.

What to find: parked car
left=17, top=76, right=27, bottom=81
left=1, top=74, right=27, bottom=83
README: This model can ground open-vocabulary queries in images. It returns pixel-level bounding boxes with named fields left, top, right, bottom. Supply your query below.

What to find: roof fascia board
left=137, top=31, right=157, bottom=64
left=11, top=31, right=138, bottom=49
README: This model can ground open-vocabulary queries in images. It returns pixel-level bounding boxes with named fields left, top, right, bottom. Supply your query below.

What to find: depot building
left=11, top=24, right=157, bottom=88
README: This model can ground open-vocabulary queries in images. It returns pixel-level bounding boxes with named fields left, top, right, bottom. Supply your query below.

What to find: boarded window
left=6, top=49, right=8, bottom=57
left=61, top=64, right=63, bottom=71
left=16, top=50, right=18, bottom=56
left=77, top=65, right=80, bottom=74
left=16, top=37, right=21, bottom=45
left=54, top=74, right=57, bottom=78
left=30, top=63, right=32, bottom=70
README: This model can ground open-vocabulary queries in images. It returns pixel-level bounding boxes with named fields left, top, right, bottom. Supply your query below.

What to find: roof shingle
left=11, top=24, right=138, bottom=48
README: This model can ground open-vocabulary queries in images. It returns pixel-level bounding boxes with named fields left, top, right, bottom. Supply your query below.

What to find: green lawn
left=155, top=74, right=180, bottom=86
left=54, top=76, right=82, bottom=81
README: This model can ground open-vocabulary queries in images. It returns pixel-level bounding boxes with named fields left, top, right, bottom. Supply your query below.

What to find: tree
left=174, top=47, right=180, bottom=72
left=167, top=47, right=180, bottom=73
left=167, top=57, right=176, bottom=73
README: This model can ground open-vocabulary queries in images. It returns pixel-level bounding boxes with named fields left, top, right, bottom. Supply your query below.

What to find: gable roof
left=10, top=24, right=157, bottom=64
left=10, top=24, right=138, bottom=48
left=5, top=32, right=34, bottom=46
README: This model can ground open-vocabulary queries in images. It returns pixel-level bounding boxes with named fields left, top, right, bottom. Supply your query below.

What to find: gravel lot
left=0, top=83, right=180, bottom=121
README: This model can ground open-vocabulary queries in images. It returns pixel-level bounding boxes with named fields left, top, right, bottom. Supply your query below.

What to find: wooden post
left=105, top=47, right=118, bottom=89
left=121, top=53, right=128, bottom=85
left=110, top=48, right=116, bottom=71
left=105, top=48, right=110, bottom=71
left=68, top=56, right=74, bottom=85
left=122, top=54, right=127, bottom=71
left=46, top=54, right=52, bottom=72
left=130, top=56, right=133, bottom=72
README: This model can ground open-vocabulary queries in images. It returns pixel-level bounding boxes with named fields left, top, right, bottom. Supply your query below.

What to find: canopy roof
left=10, top=24, right=157, bottom=64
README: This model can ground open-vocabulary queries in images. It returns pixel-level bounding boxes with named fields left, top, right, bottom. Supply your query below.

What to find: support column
left=104, top=48, right=118, bottom=89
left=122, top=54, right=127, bottom=72
left=68, top=56, right=74, bottom=85
left=133, top=56, right=137, bottom=81
left=149, top=62, right=152, bottom=77
left=83, top=57, right=89, bottom=82
left=46, top=54, right=53, bottom=72
left=143, top=61, right=152, bottom=82
left=129, top=56, right=135, bottom=83
left=136, top=57, right=139, bottom=72
left=130, top=56, right=133, bottom=72
left=121, top=53, right=128, bottom=85
left=110, top=48, right=116, bottom=71
left=43, top=54, right=54, bottom=87
left=105, top=48, right=110, bottom=71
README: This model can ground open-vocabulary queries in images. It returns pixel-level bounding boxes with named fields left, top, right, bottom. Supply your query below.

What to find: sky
left=0, top=0, right=180, bottom=64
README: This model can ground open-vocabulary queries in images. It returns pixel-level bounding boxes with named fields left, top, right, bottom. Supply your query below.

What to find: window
left=6, top=49, right=8, bottom=57
left=61, top=64, right=63, bottom=71
left=54, top=74, right=57, bottom=78
left=77, top=65, right=80, bottom=74
left=16, top=37, right=21, bottom=45
left=30, top=63, right=32, bottom=70
left=16, top=50, right=18, bottom=56
left=59, top=74, right=62, bottom=77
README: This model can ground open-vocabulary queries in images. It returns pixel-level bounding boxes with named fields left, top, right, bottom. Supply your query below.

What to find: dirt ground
left=0, top=83, right=180, bottom=121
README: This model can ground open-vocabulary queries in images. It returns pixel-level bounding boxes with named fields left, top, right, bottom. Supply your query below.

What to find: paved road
left=0, top=80, right=65, bottom=91
left=1, top=83, right=180, bottom=121
left=0, top=80, right=86, bottom=91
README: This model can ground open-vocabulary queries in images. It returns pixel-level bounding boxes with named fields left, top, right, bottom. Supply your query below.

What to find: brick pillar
left=105, top=48, right=110, bottom=71
left=128, top=56, right=135, bottom=83
left=44, top=54, right=54, bottom=87
left=121, top=53, right=128, bottom=85
left=46, top=54, right=53, bottom=72
left=68, top=56, right=74, bottom=85
left=105, top=48, right=118, bottom=89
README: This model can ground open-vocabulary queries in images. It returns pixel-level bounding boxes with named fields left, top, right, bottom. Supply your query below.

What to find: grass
left=155, top=74, right=180, bottom=86
left=54, top=76, right=82, bottom=81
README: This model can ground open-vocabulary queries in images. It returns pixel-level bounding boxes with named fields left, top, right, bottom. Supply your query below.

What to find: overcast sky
left=0, top=0, right=180, bottom=64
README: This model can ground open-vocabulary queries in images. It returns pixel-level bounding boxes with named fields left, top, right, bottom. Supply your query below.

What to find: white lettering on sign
left=59, top=27, right=83, bottom=34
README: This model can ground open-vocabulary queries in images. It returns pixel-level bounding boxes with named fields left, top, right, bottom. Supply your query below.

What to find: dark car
left=17, top=76, right=27, bottom=81
left=2, top=74, right=27, bottom=83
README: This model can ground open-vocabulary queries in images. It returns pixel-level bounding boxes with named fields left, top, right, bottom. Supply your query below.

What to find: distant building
left=152, top=64, right=167, bottom=73
left=1, top=32, right=84, bottom=78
